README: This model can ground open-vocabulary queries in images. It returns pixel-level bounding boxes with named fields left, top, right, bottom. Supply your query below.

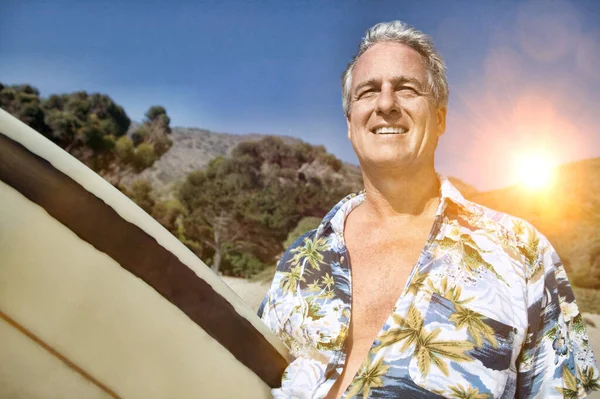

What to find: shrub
left=224, top=252, right=270, bottom=278
left=284, top=216, right=322, bottom=249
left=115, top=136, right=135, bottom=163
left=152, top=199, right=184, bottom=235
left=133, top=142, right=157, bottom=171
left=129, top=180, right=155, bottom=214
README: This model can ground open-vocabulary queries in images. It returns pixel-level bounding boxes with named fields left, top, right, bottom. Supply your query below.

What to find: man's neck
left=359, top=166, right=441, bottom=222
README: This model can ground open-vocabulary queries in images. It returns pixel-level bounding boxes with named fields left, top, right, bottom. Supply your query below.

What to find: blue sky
left=1, top=0, right=599, bottom=189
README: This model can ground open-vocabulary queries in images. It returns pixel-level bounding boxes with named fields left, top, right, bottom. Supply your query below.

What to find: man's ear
left=436, top=106, right=447, bottom=137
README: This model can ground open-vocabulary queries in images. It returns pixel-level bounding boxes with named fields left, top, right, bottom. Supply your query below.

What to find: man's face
left=347, top=42, right=446, bottom=172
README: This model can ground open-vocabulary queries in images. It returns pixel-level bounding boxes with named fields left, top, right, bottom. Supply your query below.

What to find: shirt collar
left=315, top=175, right=480, bottom=239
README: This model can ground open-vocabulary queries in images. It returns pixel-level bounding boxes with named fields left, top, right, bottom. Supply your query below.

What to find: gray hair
left=341, top=21, right=449, bottom=116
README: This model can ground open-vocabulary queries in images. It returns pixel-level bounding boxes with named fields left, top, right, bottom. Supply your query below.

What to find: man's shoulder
left=454, top=197, right=551, bottom=271
left=441, top=176, right=544, bottom=246
left=464, top=197, right=541, bottom=239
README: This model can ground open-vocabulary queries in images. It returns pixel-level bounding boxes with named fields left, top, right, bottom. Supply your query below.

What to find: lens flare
left=514, top=151, right=555, bottom=189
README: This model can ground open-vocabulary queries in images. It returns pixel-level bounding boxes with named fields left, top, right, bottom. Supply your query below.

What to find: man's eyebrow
left=353, top=75, right=425, bottom=94
left=390, top=75, right=424, bottom=88
left=353, top=79, right=378, bottom=94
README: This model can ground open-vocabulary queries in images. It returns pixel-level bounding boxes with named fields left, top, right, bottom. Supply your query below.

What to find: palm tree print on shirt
left=580, top=366, right=600, bottom=393
left=375, top=304, right=474, bottom=377
left=406, top=268, right=428, bottom=296
left=449, top=305, right=499, bottom=348
left=448, top=383, right=491, bottom=399
left=555, top=365, right=581, bottom=399
left=427, top=277, right=475, bottom=306
left=346, top=356, right=391, bottom=399
left=289, top=235, right=329, bottom=272
left=279, top=264, right=304, bottom=295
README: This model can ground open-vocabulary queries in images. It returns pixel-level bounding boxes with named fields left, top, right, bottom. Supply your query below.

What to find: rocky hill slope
left=123, top=125, right=363, bottom=196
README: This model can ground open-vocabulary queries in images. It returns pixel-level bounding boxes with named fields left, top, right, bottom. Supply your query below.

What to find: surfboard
left=0, top=108, right=288, bottom=399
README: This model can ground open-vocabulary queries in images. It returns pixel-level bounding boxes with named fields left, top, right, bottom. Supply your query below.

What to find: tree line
left=0, top=82, right=172, bottom=185
left=1, top=82, right=360, bottom=276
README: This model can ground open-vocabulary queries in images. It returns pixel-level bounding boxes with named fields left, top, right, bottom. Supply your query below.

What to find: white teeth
left=374, top=127, right=407, bottom=135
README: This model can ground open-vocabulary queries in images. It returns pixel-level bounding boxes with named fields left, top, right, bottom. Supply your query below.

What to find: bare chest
left=323, top=230, right=430, bottom=399
left=346, top=234, right=425, bottom=340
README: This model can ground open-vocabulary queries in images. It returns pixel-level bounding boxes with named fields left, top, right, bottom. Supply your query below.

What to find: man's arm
left=516, top=234, right=599, bottom=398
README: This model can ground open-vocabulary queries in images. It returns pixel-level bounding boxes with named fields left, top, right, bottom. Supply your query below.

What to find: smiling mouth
left=372, top=126, right=408, bottom=135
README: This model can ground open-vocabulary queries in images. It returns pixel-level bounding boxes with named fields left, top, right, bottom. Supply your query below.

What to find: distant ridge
left=468, top=157, right=600, bottom=284
left=123, top=125, right=309, bottom=195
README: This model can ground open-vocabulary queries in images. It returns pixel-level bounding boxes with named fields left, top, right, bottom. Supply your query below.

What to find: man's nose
left=375, top=88, right=401, bottom=115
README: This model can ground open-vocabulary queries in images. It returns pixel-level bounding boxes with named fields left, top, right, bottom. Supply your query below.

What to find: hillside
left=467, top=157, right=600, bottom=286
left=123, top=125, right=363, bottom=197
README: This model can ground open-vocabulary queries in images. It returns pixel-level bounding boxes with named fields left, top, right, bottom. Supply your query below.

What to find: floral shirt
left=258, top=176, right=599, bottom=399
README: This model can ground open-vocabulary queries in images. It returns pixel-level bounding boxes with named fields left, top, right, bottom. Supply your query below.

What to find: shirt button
left=340, top=256, right=345, bottom=263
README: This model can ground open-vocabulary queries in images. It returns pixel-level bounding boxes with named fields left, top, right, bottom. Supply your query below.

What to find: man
left=258, top=21, right=599, bottom=398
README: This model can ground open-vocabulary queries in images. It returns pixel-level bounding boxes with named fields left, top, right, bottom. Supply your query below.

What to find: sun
left=514, top=151, right=555, bottom=189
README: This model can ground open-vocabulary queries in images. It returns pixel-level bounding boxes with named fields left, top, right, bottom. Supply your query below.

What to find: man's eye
left=358, top=89, right=376, bottom=98
left=398, top=86, right=418, bottom=94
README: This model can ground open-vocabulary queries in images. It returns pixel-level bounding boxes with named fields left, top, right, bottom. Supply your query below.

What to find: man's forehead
left=353, top=75, right=425, bottom=91
left=351, top=42, right=427, bottom=89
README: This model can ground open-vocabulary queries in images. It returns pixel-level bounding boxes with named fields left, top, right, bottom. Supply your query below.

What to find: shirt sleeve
left=516, top=234, right=600, bottom=398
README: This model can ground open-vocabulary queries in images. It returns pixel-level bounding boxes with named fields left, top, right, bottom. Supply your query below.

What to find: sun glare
left=514, top=151, right=555, bottom=189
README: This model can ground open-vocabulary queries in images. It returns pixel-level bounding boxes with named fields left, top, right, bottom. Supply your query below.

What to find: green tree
left=145, top=105, right=170, bottom=126
left=41, top=91, right=130, bottom=153
left=43, top=108, right=80, bottom=147
left=133, top=105, right=172, bottom=156
left=113, top=105, right=174, bottom=182
left=179, top=157, right=261, bottom=273
left=0, top=83, right=49, bottom=135
left=317, top=152, right=343, bottom=172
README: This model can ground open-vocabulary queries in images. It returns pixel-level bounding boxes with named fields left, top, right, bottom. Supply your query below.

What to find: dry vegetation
left=468, top=157, right=600, bottom=289
left=573, top=287, right=600, bottom=314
